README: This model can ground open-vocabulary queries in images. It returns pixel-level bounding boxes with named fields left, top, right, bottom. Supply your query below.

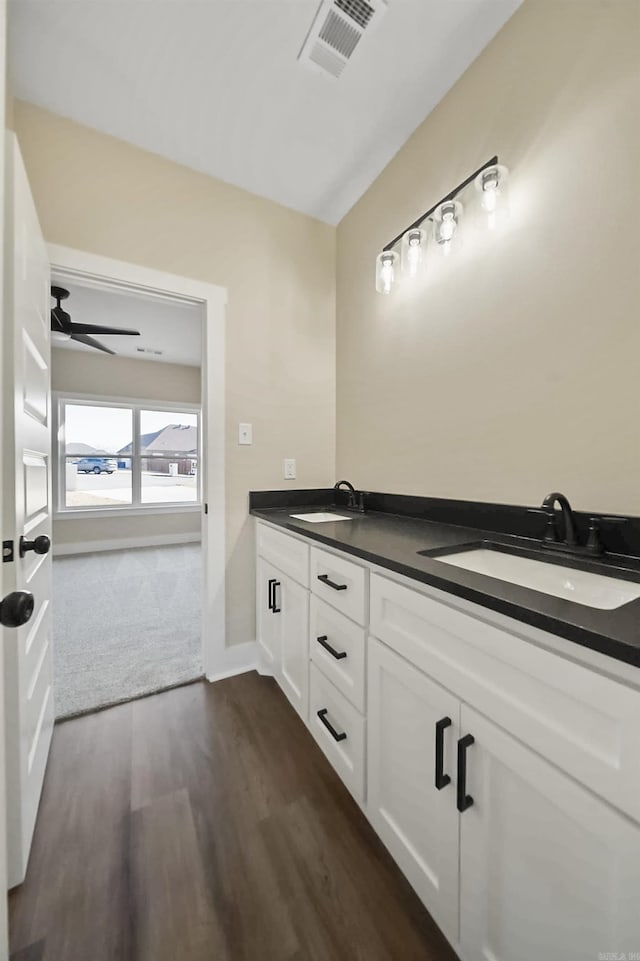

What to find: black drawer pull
left=435, top=716, right=452, bottom=790
left=271, top=580, right=281, bottom=614
left=457, top=734, right=475, bottom=812
left=317, top=708, right=347, bottom=742
left=317, top=574, right=348, bottom=592
left=267, top=578, right=276, bottom=611
left=317, top=635, right=348, bottom=660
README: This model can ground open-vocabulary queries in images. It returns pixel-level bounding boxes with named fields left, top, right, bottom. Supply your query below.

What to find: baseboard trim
left=53, top=532, right=202, bottom=556
left=206, top=640, right=258, bottom=683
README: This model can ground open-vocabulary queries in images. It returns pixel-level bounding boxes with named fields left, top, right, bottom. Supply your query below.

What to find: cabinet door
left=279, top=575, right=309, bottom=721
left=459, top=704, right=640, bottom=961
left=257, top=557, right=282, bottom=676
left=368, top=638, right=460, bottom=945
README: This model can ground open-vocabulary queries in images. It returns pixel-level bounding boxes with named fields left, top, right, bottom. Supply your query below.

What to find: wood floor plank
left=9, top=701, right=134, bottom=960
left=130, top=788, right=228, bottom=961
left=9, top=941, right=45, bottom=961
left=9, top=674, right=458, bottom=961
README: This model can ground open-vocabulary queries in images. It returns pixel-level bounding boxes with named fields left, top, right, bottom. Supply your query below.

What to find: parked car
left=76, top=457, right=117, bottom=474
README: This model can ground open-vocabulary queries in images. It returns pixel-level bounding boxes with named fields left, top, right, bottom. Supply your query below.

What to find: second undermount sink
left=423, top=544, right=640, bottom=610
left=290, top=512, right=353, bottom=523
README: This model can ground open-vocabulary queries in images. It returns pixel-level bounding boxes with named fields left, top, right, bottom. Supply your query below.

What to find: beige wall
left=51, top=347, right=200, bottom=403
left=337, top=0, right=640, bottom=516
left=15, top=102, right=336, bottom=646
left=51, top=347, right=201, bottom=549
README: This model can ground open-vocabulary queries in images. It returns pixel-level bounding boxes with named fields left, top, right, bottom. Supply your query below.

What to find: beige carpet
left=52, top=543, right=203, bottom=718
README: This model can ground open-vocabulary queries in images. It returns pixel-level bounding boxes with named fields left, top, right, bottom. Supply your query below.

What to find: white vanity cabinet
left=368, top=572, right=640, bottom=961
left=256, top=556, right=284, bottom=676
left=255, top=517, right=640, bottom=961
left=256, top=520, right=369, bottom=803
left=459, top=705, right=640, bottom=961
left=256, top=528, right=310, bottom=720
left=278, top=575, right=309, bottom=718
left=367, top=637, right=460, bottom=945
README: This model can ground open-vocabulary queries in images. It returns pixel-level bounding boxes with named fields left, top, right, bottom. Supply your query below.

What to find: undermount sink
left=424, top=544, right=640, bottom=610
left=289, top=512, right=353, bottom=523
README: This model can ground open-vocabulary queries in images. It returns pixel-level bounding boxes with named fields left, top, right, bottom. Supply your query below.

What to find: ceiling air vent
left=136, top=347, right=164, bottom=357
left=299, top=0, right=389, bottom=79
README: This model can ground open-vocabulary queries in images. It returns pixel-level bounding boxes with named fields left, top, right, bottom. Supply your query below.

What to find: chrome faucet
left=334, top=480, right=365, bottom=513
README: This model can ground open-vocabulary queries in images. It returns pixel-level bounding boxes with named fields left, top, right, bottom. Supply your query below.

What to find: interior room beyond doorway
left=50, top=280, right=204, bottom=717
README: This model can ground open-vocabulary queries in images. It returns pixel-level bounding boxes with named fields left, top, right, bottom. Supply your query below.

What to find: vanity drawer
left=310, top=546, right=367, bottom=625
left=310, top=597, right=366, bottom=712
left=370, top=572, right=640, bottom=822
left=256, top=522, right=309, bottom=587
left=309, top=663, right=365, bottom=803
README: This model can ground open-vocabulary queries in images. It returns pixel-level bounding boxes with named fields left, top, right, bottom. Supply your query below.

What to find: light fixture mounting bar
left=382, top=155, right=499, bottom=252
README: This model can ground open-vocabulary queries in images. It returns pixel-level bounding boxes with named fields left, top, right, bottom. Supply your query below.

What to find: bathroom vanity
left=252, top=491, right=640, bottom=961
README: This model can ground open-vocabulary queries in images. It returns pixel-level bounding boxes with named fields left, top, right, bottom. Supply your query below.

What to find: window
left=56, top=397, right=201, bottom=513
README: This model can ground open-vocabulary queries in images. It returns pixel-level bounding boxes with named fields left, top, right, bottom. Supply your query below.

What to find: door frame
left=46, top=244, right=230, bottom=679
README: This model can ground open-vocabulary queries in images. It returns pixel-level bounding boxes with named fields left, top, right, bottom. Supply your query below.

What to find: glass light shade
left=432, top=200, right=463, bottom=254
left=375, top=250, right=400, bottom=295
left=400, top=227, right=427, bottom=279
left=475, top=164, right=509, bottom=226
left=51, top=330, right=71, bottom=343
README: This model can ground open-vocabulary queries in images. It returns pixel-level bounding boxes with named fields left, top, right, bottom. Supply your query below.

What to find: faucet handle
left=586, top=518, right=604, bottom=555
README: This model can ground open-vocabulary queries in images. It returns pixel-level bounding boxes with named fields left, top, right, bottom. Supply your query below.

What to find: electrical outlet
left=283, top=458, right=296, bottom=479
left=238, top=423, right=252, bottom=445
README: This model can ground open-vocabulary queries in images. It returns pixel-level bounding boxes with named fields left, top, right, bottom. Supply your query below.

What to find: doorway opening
left=46, top=245, right=227, bottom=717
left=50, top=279, right=204, bottom=717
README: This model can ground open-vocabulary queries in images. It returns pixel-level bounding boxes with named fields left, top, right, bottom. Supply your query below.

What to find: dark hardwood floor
left=9, top=672, right=458, bottom=961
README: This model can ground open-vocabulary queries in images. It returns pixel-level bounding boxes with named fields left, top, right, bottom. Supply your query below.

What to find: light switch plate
left=238, top=423, right=252, bottom=445
left=284, top=458, right=296, bottom=479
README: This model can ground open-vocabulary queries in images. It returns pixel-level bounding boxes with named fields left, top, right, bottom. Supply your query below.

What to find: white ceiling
left=9, top=0, right=522, bottom=224
left=51, top=280, right=203, bottom=366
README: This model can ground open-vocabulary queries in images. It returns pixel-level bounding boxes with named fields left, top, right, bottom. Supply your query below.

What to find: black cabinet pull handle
left=317, top=708, right=347, bottom=742
left=457, top=734, right=475, bottom=812
left=435, top=716, right=452, bottom=790
left=317, top=574, right=348, bottom=592
left=271, top=580, right=281, bottom=614
left=19, top=534, right=51, bottom=558
left=316, top=635, right=348, bottom=660
left=267, top=578, right=276, bottom=611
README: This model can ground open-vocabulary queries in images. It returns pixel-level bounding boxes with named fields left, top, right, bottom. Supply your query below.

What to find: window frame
left=53, top=392, right=202, bottom=519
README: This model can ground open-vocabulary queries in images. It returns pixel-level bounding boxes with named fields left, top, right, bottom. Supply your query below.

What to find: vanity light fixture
left=433, top=200, right=463, bottom=254
left=375, top=155, right=506, bottom=292
left=375, top=249, right=399, bottom=295
left=475, top=162, right=509, bottom=227
left=400, top=227, right=427, bottom=278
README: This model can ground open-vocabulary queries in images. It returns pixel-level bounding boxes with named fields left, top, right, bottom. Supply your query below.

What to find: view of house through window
left=59, top=399, right=200, bottom=510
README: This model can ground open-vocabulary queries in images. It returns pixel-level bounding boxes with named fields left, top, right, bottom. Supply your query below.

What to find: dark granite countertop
left=251, top=496, right=640, bottom=669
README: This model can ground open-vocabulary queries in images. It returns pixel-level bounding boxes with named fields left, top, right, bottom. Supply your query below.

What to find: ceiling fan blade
left=70, top=333, right=116, bottom=355
left=68, top=323, right=141, bottom=337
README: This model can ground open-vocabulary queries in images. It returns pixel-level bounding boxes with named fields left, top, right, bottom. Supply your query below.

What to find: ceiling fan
left=50, top=286, right=141, bottom=355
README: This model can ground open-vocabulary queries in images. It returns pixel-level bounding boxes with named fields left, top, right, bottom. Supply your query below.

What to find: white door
left=279, top=574, right=309, bottom=721
left=257, top=557, right=282, bottom=675
left=0, top=1, right=9, bottom=952
left=367, top=637, right=460, bottom=945
left=459, top=704, right=640, bottom=961
left=2, top=133, right=54, bottom=889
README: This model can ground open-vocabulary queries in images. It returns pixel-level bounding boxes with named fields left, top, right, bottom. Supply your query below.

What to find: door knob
left=19, top=534, right=51, bottom=558
left=0, top=590, right=34, bottom=628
